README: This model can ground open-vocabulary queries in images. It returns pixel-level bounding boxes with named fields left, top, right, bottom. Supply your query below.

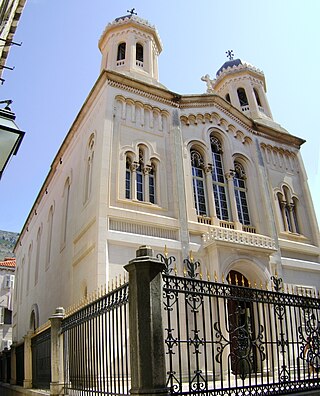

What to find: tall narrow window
left=84, top=135, right=94, bottom=204
left=191, top=150, right=207, bottom=216
left=62, top=178, right=71, bottom=247
left=253, top=88, right=262, bottom=107
left=46, top=205, right=54, bottom=269
left=117, top=42, right=126, bottom=61
left=211, top=136, right=230, bottom=220
left=149, top=163, right=156, bottom=204
left=136, top=148, right=144, bottom=202
left=26, top=244, right=32, bottom=294
left=125, top=147, right=157, bottom=204
left=233, top=162, right=250, bottom=225
left=225, top=93, right=231, bottom=103
left=125, top=156, right=132, bottom=199
left=237, top=87, right=249, bottom=107
left=292, top=197, right=300, bottom=234
left=277, top=187, right=300, bottom=234
left=34, top=227, right=41, bottom=285
left=136, top=43, right=144, bottom=65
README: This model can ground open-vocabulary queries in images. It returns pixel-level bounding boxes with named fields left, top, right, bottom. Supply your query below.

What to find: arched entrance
left=227, top=270, right=257, bottom=378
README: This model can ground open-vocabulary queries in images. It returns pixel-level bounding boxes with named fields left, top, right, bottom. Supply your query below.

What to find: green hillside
left=0, top=230, right=19, bottom=261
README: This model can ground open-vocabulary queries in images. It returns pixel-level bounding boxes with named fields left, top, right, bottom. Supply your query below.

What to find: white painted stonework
left=13, top=14, right=320, bottom=343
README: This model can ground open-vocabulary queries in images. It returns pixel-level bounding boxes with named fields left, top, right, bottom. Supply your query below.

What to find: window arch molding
left=208, top=133, right=232, bottom=221
left=185, top=138, right=209, bottom=163
left=276, top=183, right=300, bottom=234
left=122, top=141, right=160, bottom=204
left=83, top=132, right=96, bottom=204
left=232, top=154, right=257, bottom=227
left=117, top=42, right=126, bottom=61
left=29, top=303, right=39, bottom=332
left=237, top=87, right=249, bottom=107
left=190, top=146, right=208, bottom=217
left=136, top=42, right=144, bottom=64
left=207, top=128, right=232, bottom=155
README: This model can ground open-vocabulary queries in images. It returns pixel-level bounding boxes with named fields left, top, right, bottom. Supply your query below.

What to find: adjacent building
left=13, top=13, right=320, bottom=344
left=0, top=258, right=14, bottom=350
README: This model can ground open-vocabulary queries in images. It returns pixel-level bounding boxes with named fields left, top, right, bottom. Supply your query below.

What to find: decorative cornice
left=108, top=79, right=179, bottom=107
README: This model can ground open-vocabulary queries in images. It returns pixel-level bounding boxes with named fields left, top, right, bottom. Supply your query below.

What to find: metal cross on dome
left=127, top=8, right=137, bottom=15
left=226, top=50, right=234, bottom=61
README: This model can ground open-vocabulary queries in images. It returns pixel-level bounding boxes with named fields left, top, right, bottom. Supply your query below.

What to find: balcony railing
left=136, top=60, right=143, bottom=67
left=202, top=226, right=276, bottom=251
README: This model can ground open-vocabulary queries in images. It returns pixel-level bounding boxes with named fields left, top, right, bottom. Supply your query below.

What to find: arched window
left=84, top=135, right=94, bottom=204
left=277, top=187, right=300, bottom=234
left=292, top=197, right=300, bottom=233
left=125, top=147, right=157, bottom=204
left=149, top=162, right=156, bottom=204
left=136, top=148, right=145, bottom=201
left=117, top=42, right=126, bottom=61
left=237, top=87, right=249, bottom=107
left=61, top=178, right=71, bottom=247
left=136, top=43, right=144, bottom=65
left=253, top=88, right=262, bottom=107
left=191, top=149, right=207, bottom=216
left=46, top=205, right=54, bottom=269
left=210, top=136, right=229, bottom=220
left=125, top=156, right=132, bottom=199
left=233, top=162, right=250, bottom=225
left=34, top=227, right=41, bottom=285
left=26, top=243, right=32, bottom=294
left=225, top=93, right=231, bottom=103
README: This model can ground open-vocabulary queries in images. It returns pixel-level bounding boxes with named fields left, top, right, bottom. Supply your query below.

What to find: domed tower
left=212, top=52, right=273, bottom=121
left=98, top=10, right=163, bottom=87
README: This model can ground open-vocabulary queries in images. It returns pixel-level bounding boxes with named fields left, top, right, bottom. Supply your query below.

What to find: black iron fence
left=162, top=257, right=320, bottom=395
left=61, top=282, right=130, bottom=395
left=31, top=327, right=51, bottom=389
left=3, top=247, right=320, bottom=396
left=15, top=342, right=24, bottom=386
left=0, top=348, right=11, bottom=383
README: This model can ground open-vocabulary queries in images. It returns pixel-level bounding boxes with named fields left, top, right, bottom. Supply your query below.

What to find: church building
left=12, top=13, right=320, bottom=343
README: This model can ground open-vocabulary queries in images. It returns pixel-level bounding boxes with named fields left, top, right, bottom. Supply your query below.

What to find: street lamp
left=0, top=100, right=25, bottom=179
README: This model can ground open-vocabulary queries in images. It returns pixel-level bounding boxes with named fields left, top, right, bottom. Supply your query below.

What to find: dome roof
left=216, top=58, right=243, bottom=77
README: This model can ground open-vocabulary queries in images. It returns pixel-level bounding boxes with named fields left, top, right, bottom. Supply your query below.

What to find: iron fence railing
left=61, top=282, right=130, bottom=395
left=162, top=270, right=320, bottom=396
left=31, top=327, right=51, bottom=389
left=0, top=348, right=11, bottom=383
left=15, top=342, right=24, bottom=386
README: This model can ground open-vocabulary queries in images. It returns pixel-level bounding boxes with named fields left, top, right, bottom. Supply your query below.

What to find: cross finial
left=127, top=8, right=137, bottom=15
left=226, top=50, right=234, bottom=61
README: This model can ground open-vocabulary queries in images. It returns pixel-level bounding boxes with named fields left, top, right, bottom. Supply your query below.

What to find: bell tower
left=212, top=51, right=273, bottom=121
left=98, top=10, right=163, bottom=87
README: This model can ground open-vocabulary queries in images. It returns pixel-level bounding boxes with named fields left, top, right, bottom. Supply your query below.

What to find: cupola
left=98, top=10, right=163, bottom=87
left=212, top=52, right=273, bottom=121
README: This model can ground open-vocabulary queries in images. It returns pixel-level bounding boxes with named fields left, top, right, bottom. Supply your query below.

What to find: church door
left=227, top=270, right=257, bottom=378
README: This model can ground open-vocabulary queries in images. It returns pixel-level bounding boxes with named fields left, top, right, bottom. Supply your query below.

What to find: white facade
left=13, top=14, right=320, bottom=343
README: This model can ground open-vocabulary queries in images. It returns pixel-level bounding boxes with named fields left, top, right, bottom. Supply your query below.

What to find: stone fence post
left=49, top=307, right=65, bottom=396
left=124, top=245, right=169, bottom=396
left=23, top=331, right=33, bottom=388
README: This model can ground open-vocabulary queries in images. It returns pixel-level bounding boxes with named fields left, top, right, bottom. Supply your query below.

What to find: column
left=280, top=201, right=289, bottom=232
left=131, top=162, right=138, bottom=200
left=225, top=171, right=241, bottom=230
left=204, top=164, right=219, bottom=225
left=23, top=331, right=33, bottom=388
left=124, top=246, right=169, bottom=396
left=50, top=307, right=65, bottom=396
left=10, top=344, right=16, bottom=385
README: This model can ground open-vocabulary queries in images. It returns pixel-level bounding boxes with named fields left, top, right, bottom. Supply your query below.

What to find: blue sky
left=0, top=0, right=319, bottom=232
